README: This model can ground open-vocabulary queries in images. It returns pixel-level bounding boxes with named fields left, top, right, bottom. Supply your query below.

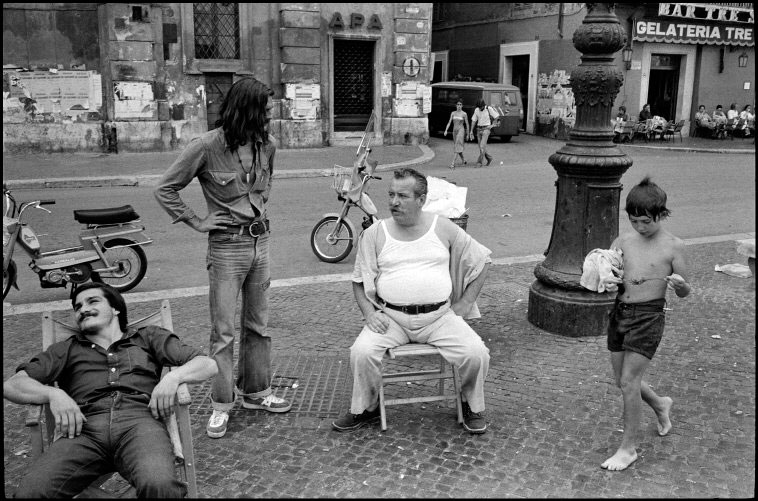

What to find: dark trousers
left=15, top=393, right=185, bottom=498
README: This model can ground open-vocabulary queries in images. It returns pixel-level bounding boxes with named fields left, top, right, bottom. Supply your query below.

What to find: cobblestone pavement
left=3, top=239, right=755, bottom=497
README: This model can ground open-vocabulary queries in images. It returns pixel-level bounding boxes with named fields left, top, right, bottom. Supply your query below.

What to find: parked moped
left=310, top=111, right=381, bottom=263
left=3, top=183, right=152, bottom=299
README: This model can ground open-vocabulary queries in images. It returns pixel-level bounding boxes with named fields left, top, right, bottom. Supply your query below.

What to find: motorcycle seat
left=74, top=205, right=140, bottom=225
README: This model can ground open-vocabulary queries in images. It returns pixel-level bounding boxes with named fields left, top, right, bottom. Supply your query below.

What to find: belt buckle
left=247, top=220, right=266, bottom=237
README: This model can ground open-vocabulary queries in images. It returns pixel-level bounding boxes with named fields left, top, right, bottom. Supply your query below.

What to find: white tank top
left=376, top=215, right=452, bottom=304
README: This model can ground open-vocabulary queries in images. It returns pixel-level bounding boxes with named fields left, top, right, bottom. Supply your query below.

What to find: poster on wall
left=537, top=70, right=575, bottom=127
left=3, top=70, right=102, bottom=122
left=113, top=81, right=156, bottom=119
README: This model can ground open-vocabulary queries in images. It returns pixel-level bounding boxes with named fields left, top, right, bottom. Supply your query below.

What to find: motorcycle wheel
left=3, top=260, right=16, bottom=299
left=310, top=216, right=354, bottom=263
left=93, top=238, right=147, bottom=292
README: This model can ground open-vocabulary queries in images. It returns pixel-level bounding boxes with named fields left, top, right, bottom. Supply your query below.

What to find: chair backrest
left=42, top=300, right=173, bottom=349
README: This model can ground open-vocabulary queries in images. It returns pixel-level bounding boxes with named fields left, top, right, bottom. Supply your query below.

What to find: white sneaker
left=241, top=393, right=292, bottom=413
left=206, top=410, right=229, bottom=438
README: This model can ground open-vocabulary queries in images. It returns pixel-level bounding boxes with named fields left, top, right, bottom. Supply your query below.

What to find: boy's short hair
left=625, top=176, right=671, bottom=220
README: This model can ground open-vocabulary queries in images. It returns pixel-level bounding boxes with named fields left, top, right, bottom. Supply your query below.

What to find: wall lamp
left=738, top=51, right=748, bottom=68
left=622, top=46, right=633, bottom=70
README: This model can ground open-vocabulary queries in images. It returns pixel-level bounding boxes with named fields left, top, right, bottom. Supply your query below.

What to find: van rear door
left=489, top=90, right=520, bottom=141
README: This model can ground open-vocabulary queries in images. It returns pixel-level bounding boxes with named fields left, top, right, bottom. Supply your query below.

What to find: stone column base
left=527, top=280, right=615, bottom=337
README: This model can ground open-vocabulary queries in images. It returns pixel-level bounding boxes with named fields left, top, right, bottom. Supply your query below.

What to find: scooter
left=3, top=183, right=152, bottom=299
left=310, top=111, right=381, bottom=263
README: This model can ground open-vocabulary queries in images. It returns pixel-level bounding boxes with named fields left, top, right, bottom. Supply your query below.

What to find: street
left=4, top=137, right=755, bottom=305
left=3, top=136, right=755, bottom=498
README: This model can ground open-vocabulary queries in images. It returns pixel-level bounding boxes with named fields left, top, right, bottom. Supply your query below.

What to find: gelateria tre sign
left=634, top=19, right=754, bottom=46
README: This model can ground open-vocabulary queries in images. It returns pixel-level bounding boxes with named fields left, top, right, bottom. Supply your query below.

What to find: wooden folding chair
left=378, top=343, right=463, bottom=431
left=26, top=299, right=197, bottom=498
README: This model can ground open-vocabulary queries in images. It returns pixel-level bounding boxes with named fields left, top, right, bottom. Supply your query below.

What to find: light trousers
left=349, top=304, right=490, bottom=414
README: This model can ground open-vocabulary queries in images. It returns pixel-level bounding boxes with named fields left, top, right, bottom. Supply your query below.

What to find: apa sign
left=329, top=12, right=383, bottom=30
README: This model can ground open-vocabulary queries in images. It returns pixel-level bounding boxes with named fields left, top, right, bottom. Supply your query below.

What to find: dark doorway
left=205, top=73, right=234, bottom=130
left=647, top=54, right=680, bottom=121
left=432, top=60, right=443, bottom=83
left=510, top=55, right=530, bottom=130
left=333, top=39, right=374, bottom=131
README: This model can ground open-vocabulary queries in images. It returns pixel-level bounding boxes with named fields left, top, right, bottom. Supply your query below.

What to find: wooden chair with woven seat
left=25, top=299, right=198, bottom=498
left=378, top=342, right=464, bottom=431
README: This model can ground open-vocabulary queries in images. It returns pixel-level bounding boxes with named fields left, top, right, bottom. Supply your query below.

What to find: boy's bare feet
left=601, top=449, right=638, bottom=471
left=656, top=396, right=673, bottom=436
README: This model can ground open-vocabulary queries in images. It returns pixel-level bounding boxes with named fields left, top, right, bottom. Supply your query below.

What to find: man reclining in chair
left=4, top=282, right=218, bottom=498
left=332, top=168, right=492, bottom=434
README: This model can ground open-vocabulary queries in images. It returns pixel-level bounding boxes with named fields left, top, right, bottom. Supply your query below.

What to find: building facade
left=3, top=3, right=432, bottom=153
left=431, top=2, right=755, bottom=139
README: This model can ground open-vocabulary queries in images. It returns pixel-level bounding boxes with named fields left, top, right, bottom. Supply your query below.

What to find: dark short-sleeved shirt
left=154, top=127, right=276, bottom=225
left=16, top=325, right=201, bottom=406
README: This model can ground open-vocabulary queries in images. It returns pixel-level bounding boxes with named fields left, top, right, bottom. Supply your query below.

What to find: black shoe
left=332, top=407, right=381, bottom=431
left=462, top=402, right=487, bottom=434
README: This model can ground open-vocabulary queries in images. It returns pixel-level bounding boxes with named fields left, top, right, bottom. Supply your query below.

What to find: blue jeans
left=15, top=393, right=184, bottom=498
left=206, top=231, right=272, bottom=410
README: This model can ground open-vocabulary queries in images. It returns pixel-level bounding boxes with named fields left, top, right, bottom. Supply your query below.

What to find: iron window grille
left=193, top=3, right=240, bottom=59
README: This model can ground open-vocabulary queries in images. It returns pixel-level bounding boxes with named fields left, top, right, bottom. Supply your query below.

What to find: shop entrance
left=647, top=54, right=680, bottom=121
left=510, top=55, right=530, bottom=130
left=333, top=39, right=375, bottom=131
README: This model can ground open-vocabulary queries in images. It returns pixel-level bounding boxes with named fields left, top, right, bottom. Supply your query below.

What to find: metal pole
left=528, top=3, right=633, bottom=337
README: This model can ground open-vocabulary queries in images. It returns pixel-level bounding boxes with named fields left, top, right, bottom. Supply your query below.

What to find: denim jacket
left=154, top=127, right=276, bottom=225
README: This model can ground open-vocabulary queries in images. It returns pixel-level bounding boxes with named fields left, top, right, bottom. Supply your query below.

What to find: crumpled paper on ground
left=422, top=176, right=468, bottom=218
left=715, top=263, right=752, bottom=278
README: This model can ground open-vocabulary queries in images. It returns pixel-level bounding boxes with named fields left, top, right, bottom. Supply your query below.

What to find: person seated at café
left=713, top=105, right=727, bottom=125
left=638, top=103, right=652, bottom=121
left=613, top=106, right=629, bottom=142
left=726, top=103, right=739, bottom=121
left=695, top=105, right=717, bottom=137
left=739, top=104, right=754, bottom=137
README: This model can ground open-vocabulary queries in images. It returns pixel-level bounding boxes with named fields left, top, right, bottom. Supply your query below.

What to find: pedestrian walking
left=600, top=176, right=691, bottom=471
left=469, top=98, right=499, bottom=166
left=154, top=77, right=292, bottom=440
left=443, top=100, right=469, bottom=169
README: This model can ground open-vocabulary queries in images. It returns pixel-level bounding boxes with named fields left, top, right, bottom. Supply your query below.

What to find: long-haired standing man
left=155, top=77, right=291, bottom=439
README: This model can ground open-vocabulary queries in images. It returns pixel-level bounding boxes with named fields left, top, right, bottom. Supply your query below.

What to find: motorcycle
left=3, top=183, right=152, bottom=299
left=310, top=111, right=381, bottom=263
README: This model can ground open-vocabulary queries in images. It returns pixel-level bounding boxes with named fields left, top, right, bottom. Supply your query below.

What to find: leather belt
left=378, top=297, right=447, bottom=315
left=615, top=299, right=665, bottom=313
left=218, top=219, right=270, bottom=237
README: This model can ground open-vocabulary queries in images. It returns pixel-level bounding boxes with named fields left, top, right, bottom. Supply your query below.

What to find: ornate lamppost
left=528, top=4, right=633, bottom=337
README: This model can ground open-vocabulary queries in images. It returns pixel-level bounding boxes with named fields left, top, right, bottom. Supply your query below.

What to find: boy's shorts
left=607, top=298, right=666, bottom=359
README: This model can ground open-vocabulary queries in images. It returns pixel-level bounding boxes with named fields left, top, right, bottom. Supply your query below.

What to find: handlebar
left=39, top=200, right=56, bottom=205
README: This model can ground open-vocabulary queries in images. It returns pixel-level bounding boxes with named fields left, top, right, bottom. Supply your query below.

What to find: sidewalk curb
left=624, top=144, right=755, bottom=154
left=3, top=145, right=436, bottom=190
left=4, top=232, right=753, bottom=316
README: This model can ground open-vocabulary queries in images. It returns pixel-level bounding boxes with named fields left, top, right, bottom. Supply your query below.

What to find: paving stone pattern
left=3, top=241, right=755, bottom=497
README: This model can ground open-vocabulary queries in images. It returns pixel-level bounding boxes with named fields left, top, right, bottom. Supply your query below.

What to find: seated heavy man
left=4, top=282, right=218, bottom=498
left=332, top=168, right=492, bottom=434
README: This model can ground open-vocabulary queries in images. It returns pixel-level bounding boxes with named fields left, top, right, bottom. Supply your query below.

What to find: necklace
left=235, top=149, right=253, bottom=183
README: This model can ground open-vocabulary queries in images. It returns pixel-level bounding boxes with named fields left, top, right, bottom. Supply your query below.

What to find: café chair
left=378, top=343, right=463, bottom=431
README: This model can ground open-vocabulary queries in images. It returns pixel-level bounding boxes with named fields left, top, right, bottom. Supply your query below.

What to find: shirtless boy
left=601, top=176, right=691, bottom=471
